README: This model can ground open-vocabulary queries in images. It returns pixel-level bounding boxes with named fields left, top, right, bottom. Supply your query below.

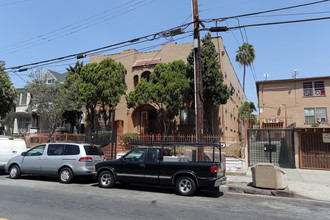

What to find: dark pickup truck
left=93, top=144, right=226, bottom=196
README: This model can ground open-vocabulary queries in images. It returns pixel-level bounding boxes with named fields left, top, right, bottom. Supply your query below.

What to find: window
left=316, top=108, right=327, bottom=123
left=305, top=107, right=328, bottom=123
left=26, top=145, right=46, bottom=156
left=48, top=144, right=64, bottom=156
left=17, top=117, right=31, bottom=132
left=314, top=81, right=325, bottom=96
left=303, top=81, right=325, bottom=96
left=47, top=79, right=55, bottom=84
left=21, top=93, right=27, bottom=105
left=64, top=145, right=80, bottom=155
left=303, top=82, right=313, bottom=96
left=146, top=149, right=158, bottom=162
left=84, top=145, right=104, bottom=155
left=141, top=71, right=151, bottom=82
left=133, top=75, right=139, bottom=88
left=304, top=108, right=315, bottom=123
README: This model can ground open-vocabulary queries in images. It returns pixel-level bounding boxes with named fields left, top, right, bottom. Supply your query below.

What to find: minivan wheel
left=176, top=176, right=196, bottom=196
left=59, top=168, right=73, bottom=183
left=9, top=165, right=21, bottom=179
left=98, top=171, right=115, bottom=188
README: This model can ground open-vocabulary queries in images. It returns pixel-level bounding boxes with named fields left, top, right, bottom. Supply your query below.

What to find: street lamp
left=279, top=104, right=287, bottom=127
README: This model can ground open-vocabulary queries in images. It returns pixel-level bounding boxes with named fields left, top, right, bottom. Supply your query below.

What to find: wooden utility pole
left=192, top=0, right=204, bottom=141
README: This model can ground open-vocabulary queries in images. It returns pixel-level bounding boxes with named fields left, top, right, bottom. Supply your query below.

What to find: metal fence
left=248, top=129, right=295, bottom=168
left=300, top=131, right=330, bottom=170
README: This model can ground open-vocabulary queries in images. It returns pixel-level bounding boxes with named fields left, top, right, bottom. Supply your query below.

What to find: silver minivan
left=5, top=142, right=105, bottom=183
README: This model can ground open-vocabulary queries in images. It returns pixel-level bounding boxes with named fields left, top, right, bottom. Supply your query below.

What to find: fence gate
left=300, top=132, right=330, bottom=170
left=86, top=127, right=117, bottom=159
left=248, top=129, right=295, bottom=168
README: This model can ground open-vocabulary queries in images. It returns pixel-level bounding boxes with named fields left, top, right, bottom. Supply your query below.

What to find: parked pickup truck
left=93, top=144, right=226, bottom=196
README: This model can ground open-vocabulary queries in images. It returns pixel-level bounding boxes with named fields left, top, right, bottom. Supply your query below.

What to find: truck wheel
left=59, top=168, right=73, bottom=183
left=176, top=176, right=196, bottom=196
left=9, top=165, right=21, bottom=179
left=98, top=171, right=115, bottom=188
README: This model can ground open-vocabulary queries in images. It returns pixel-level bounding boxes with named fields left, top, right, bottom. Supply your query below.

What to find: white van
left=0, top=136, right=28, bottom=172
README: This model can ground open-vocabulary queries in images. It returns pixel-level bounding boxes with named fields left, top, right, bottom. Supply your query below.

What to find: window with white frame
left=303, top=81, right=325, bottom=96
left=304, top=107, right=327, bottom=123
left=303, top=82, right=313, bottom=96
left=314, top=81, right=325, bottom=96
left=17, top=117, right=31, bottom=132
left=316, top=108, right=327, bottom=123
left=304, top=108, right=315, bottom=123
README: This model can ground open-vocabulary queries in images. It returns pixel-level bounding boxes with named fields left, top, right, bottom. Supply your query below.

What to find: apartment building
left=256, top=76, right=330, bottom=128
left=90, top=37, right=247, bottom=137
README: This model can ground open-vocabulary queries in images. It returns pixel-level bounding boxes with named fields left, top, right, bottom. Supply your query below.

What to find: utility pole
left=192, top=0, right=204, bottom=141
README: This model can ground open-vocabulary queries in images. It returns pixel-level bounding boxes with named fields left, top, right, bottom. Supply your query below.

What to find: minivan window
left=48, top=144, right=64, bottom=156
left=84, top=145, right=104, bottom=155
left=64, top=145, right=80, bottom=155
left=26, top=145, right=46, bottom=156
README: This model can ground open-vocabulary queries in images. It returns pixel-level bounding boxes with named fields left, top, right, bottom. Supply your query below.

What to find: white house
left=13, top=70, right=67, bottom=134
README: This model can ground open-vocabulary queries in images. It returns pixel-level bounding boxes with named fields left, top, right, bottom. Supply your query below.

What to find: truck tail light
left=79, top=157, right=93, bottom=162
left=210, top=165, right=217, bottom=173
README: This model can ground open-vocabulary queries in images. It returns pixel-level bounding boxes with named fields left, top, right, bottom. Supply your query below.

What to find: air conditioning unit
left=315, top=90, right=321, bottom=96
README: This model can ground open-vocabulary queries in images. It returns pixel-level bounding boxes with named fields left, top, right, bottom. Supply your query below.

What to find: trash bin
left=251, top=163, right=287, bottom=189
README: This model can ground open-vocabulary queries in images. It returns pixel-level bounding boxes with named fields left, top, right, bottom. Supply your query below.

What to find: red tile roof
left=133, top=58, right=161, bottom=67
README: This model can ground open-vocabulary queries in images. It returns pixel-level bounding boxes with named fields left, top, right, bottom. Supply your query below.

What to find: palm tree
left=236, top=43, right=255, bottom=93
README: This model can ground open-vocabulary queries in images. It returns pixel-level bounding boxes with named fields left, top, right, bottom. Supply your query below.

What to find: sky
left=1, top=0, right=330, bottom=108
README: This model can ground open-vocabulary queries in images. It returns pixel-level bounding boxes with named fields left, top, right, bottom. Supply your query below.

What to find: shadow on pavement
left=4, top=175, right=97, bottom=184
left=92, top=182, right=224, bottom=198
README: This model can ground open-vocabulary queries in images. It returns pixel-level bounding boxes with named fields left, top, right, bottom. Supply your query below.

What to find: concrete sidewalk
left=225, top=168, right=330, bottom=202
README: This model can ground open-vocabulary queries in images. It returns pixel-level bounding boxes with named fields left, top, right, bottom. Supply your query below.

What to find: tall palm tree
left=236, top=43, right=255, bottom=93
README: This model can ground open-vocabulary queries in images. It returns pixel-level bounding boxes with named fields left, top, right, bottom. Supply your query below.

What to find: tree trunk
left=47, top=124, right=57, bottom=143
left=243, top=65, right=246, bottom=93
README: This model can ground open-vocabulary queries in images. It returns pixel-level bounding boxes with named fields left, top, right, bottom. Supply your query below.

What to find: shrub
left=119, top=133, right=139, bottom=145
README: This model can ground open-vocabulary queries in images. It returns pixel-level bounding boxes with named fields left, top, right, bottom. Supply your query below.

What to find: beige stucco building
left=90, top=37, right=246, bottom=137
left=256, top=76, right=330, bottom=128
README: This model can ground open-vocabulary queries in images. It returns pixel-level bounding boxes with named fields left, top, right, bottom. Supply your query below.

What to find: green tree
left=62, top=61, right=85, bottom=133
left=236, top=42, right=255, bottom=93
left=126, top=60, right=190, bottom=136
left=65, top=58, right=127, bottom=132
left=0, top=61, right=17, bottom=119
left=238, top=101, right=256, bottom=120
left=25, top=69, right=77, bottom=142
left=187, top=33, right=234, bottom=133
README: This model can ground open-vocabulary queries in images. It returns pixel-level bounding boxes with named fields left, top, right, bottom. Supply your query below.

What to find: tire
left=9, top=165, right=21, bottom=179
left=98, top=171, right=115, bottom=188
left=59, top=168, right=73, bottom=183
left=176, top=176, right=197, bottom=196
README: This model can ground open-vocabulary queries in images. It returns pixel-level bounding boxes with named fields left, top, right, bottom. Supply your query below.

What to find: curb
left=224, top=185, right=295, bottom=198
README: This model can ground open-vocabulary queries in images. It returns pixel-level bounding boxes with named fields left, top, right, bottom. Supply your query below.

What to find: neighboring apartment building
left=90, top=37, right=247, bottom=137
left=256, top=76, right=330, bottom=128
left=13, top=70, right=67, bottom=134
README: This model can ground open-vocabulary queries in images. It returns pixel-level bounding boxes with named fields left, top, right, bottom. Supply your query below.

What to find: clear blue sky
left=1, top=0, right=330, bottom=107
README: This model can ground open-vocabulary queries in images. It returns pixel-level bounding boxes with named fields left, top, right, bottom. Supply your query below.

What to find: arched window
left=141, top=71, right=151, bottom=82
left=133, top=75, right=139, bottom=88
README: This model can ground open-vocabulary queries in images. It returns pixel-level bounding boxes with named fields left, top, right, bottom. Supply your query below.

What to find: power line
left=228, top=16, right=330, bottom=30
left=5, top=25, right=192, bottom=72
left=204, top=0, right=330, bottom=22
left=0, top=0, right=157, bottom=56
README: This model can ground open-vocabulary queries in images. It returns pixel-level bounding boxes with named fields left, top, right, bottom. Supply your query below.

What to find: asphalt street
left=0, top=175, right=329, bottom=220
